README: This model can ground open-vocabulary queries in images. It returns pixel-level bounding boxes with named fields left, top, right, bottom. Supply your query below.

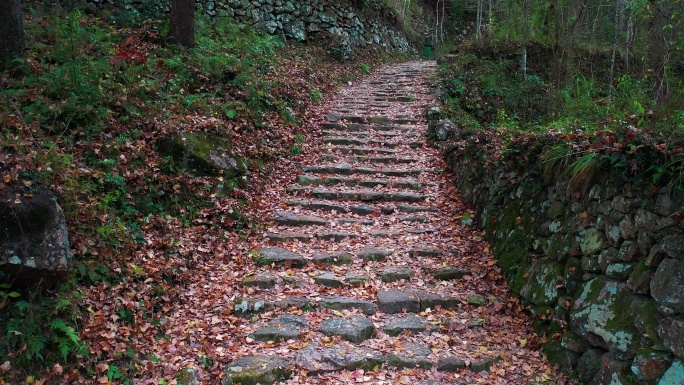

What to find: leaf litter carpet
left=214, top=61, right=570, bottom=384
left=82, top=61, right=572, bottom=385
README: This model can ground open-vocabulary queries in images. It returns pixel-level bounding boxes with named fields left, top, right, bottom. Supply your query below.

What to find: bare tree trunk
left=0, top=0, right=25, bottom=70
left=169, top=0, right=195, bottom=48
left=476, top=0, right=483, bottom=40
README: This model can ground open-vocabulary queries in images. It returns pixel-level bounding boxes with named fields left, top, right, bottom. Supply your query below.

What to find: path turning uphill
left=222, top=62, right=568, bottom=384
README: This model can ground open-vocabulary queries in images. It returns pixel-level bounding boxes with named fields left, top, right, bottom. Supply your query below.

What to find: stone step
left=303, top=164, right=432, bottom=176
left=252, top=247, right=307, bottom=267
left=310, top=188, right=425, bottom=203
left=264, top=231, right=311, bottom=242
left=351, top=155, right=422, bottom=165
left=322, top=136, right=367, bottom=146
left=285, top=199, right=437, bottom=216
left=319, top=296, right=376, bottom=314
left=320, top=316, right=375, bottom=343
left=296, top=175, right=424, bottom=189
left=273, top=210, right=327, bottom=226
left=377, top=289, right=460, bottom=313
left=332, top=146, right=399, bottom=155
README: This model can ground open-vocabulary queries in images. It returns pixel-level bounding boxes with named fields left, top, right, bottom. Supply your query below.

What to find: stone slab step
left=351, top=156, right=422, bottom=164
left=377, top=289, right=460, bottom=313
left=303, top=164, right=431, bottom=177
left=274, top=210, right=327, bottom=226
left=312, top=251, right=353, bottom=265
left=383, top=314, right=429, bottom=336
left=320, top=316, right=375, bottom=343
left=311, top=188, right=425, bottom=203
left=264, top=232, right=312, bottom=242
left=252, top=247, right=306, bottom=267
left=295, top=345, right=383, bottom=374
left=297, top=175, right=424, bottom=189
left=332, top=146, right=398, bottom=155
left=322, top=137, right=367, bottom=146
left=319, top=296, right=376, bottom=314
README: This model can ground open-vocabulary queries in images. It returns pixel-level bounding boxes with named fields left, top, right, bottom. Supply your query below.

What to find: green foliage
left=0, top=281, right=87, bottom=370
left=360, top=63, right=371, bottom=73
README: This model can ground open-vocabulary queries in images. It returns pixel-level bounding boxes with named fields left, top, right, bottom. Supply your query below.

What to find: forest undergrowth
left=0, top=6, right=391, bottom=382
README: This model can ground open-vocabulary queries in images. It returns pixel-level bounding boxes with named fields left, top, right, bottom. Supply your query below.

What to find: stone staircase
left=220, top=62, right=548, bottom=385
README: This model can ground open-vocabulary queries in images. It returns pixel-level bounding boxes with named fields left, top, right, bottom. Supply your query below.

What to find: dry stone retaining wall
left=432, top=120, right=684, bottom=384
left=44, top=0, right=412, bottom=54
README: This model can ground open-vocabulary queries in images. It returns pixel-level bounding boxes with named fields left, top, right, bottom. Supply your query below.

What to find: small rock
left=467, top=295, right=486, bottom=307
left=384, top=314, right=428, bottom=336
left=241, top=272, right=276, bottom=289
left=295, top=345, right=384, bottom=374
left=252, top=247, right=306, bottom=267
left=358, top=247, right=393, bottom=261
left=377, top=290, right=420, bottom=313
left=410, top=247, right=442, bottom=257
left=316, top=232, right=356, bottom=241
left=430, top=266, right=468, bottom=280
left=387, top=343, right=432, bottom=369
left=320, top=316, right=375, bottom=343
left=221, top=355, right=292, bottom=385
left=315, top=272, right=343, bottom=288
left=319, top=296, right=376, bottom=315
left=437, top=356, right=466, bottom=372
left=312, top=252, right=353, bottom=265
left=344, top=273, right=370, bottom=286
left=378, top=266, right=415, bottom=282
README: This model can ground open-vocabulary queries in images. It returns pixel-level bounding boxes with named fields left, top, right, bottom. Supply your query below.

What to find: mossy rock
left=221, top=355, right=292, bottom=385
left=569, top=276, right=645, bottom=360
left=157, top=132, right=246, bottom=177
left=520, top=257, right=563, bottom=306
left=541, top=341, right=578, bottom=369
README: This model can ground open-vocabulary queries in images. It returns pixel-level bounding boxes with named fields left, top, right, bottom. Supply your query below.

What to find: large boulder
left=0, top=183, right=72, bottom=287
left=570, top=276, right=648, bottom=360
left=157, top=132, right=246, bottom=177
left=651, top=258, right=684, bottom=313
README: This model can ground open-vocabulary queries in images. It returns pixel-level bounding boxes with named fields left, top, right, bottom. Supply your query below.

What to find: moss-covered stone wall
left=42, top=0, right=413, bottom=55
left=433, top=120, right=684, bottom=384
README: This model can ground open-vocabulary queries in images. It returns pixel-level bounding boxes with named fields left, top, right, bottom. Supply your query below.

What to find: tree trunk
left=0, top=0, right=25, bottom=70
left=169, top=0, right=195, bottom=48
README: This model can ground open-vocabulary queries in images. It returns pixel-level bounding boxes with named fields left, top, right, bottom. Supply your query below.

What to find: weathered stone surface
left=520, top=257, right=563, bottom=306
left=358, top=247, right=393, bottom=261
left=580, top=228, right=606, bottom=256
left=344, top=273, right=370, bottom=286
left=659, top=316, right=684, bottom=360
left=253, top=247, right=306, bottom=267
left=570, top=277, right=643, bottom=359
left=466, top=294, right=486, bottom=307
left=320, top=316, right=375, bottom=343
left=651, top=258, right=684, bottom=313
left=397, top=204, right=438, bottom=213
left=319, top=296, right=376, bottom=315
left=158, top=132, right=246, bottom=177
left=241, top=272, right=276, bottom=288
left=1, top=184, right=72, bottom=287
left=323, top=137, right=367, bottom=146
left=378, top=266, right=415, bottom=282
left=312, top=251, right=353, bottom=265
left=415, top=290, right=460, bottom=310
left=428, top=119, right=457, bottom=141
left=384, top=314, right=428, bottom=336
left=174, top=367, right=200, bottom=385
left=542, top=341, right=578, bottom=369
left=316, top=231, right=356, bottom=241
left=221, top=355, right=292, bottom=385
left=265, top=231, right=312, bottom=242
left=315, top=272, right=343, bottom=287
left=430, top=266, right=468, bottom=280
left=658, top=359, right=684, bottom=385
left=387, top=343, right=432, bottom=369
left=383, top=191, right=424, bottom=202
left=591, top=352, right=633, bottom=385
left=350, top=204, right=375, bottom=215
left=249, top=324, right=300, bottom=341
left=471, top=357, right=499, bottom=372
left=287, top=199, right=347, bottom=213
left=377, top=290, right=420, bottom=313
left=295, top=345, right=384, bottom=374
left=630, top=350, right=672, bottom=382
left=274, top=210, right=327, bottom=226
left=437, top=356, right=466, bottom=372
left=410, top=247, right=442, bottom=257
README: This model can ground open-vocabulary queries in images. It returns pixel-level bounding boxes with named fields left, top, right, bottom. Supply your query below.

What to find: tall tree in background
left=169, top=0, right=195, bottom=48
left=0, top=0, right=26, bottom=70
